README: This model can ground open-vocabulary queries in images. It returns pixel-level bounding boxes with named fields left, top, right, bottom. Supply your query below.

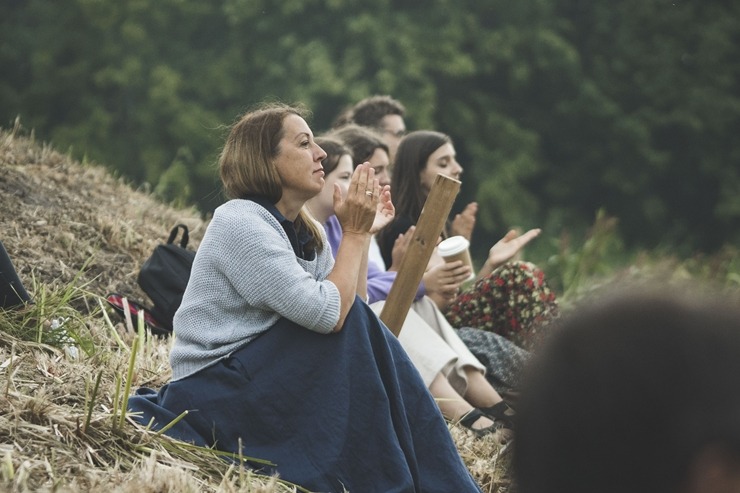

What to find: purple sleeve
left=324, top=215, right=344, bottom=255
left=367, top=261, right=426, bottom=304
left=325, top=215, right=425, bottom=304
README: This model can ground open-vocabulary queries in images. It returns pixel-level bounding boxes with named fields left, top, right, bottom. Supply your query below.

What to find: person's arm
left=385, top=223, right=472, bottom=311
left=330, top=231, right=371, bottom=313
left=207, top=204, right=341, bottom=334
left=367, top=260, right=427, bottom=304
left=327, top=164, right=393, bottom=331
left=323, top=215, right=372, bottom=298
left=326, top=215, right=407, bottom=306
left=323, top=214, right=368, bottom=300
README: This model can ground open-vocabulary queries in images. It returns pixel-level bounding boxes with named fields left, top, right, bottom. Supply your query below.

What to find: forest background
left=2, top=0, right=738, bottom=292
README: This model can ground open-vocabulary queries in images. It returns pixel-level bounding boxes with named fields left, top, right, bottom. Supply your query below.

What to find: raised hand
left=370, top=185, right=394, bottom=234
left=387, top=225, right=415, bottom=272
left=334, top=163, right=379, bottom=236
left=450, top=202, right=478, bottom=241
left=484, top=228, right=541, bottom=271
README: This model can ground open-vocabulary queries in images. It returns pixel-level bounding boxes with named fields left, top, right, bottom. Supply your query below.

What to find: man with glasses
left=342, top=95, right=407, bottom=162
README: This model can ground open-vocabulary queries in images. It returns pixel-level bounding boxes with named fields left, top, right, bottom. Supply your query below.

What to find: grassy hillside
left=0, top=123, right=510, bottom=492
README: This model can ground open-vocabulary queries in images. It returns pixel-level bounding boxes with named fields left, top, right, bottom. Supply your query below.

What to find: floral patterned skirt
left=443, top=261, right=559, bottom=350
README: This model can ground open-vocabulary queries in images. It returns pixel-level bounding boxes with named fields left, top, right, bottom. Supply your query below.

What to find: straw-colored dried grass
left=0, top=122, right=509, bottom=492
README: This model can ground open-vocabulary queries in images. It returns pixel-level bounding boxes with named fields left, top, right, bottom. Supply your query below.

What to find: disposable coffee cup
left=437, top=236, right=475, bottom=282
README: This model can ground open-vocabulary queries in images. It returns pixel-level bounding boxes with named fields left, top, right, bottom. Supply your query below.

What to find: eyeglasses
left=382, top=129, right=406, bottom=139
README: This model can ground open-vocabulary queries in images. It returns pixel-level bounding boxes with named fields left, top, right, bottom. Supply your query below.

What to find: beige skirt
left=371, top=296, right=486, bottom=395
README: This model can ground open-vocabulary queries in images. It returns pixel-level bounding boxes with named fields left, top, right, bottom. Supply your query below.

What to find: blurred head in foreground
left=514, top=283, right=740, bottom=493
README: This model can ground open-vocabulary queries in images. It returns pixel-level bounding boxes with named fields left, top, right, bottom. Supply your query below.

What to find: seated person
left=378, top=130, right=559, bottom=350
left=325, top=127, right=528, bottom=397
left=127, top=103, right=482, bottom=493
left=331, top=94, right=407, bottom=162
left=307, top=136, right=516, bottom=440
left=325, top=123, right=392, bottom=268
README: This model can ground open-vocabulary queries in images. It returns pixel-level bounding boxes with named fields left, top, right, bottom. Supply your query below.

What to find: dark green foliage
left=1, top=0, right=737, bottom=261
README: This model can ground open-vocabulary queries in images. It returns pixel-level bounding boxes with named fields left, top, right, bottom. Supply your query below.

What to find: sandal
left=458, top=408, right=504, bottom=438
left=480, top=400, right=517, bottom=430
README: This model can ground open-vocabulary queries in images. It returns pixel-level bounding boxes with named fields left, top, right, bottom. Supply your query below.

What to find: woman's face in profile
left=419, top=142, right=463, bottom=192
left=317, top=153, right=353, bottom=214
left=272, top=114, right=327, bottom=202
left=367, top=147, right=391, bottom=187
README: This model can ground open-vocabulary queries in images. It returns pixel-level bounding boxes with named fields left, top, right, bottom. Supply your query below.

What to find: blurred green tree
left=1, top=0, right=737, bottom=259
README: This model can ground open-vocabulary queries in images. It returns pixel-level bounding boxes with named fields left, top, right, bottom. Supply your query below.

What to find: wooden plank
left=379, top=174, right=461, bottom=336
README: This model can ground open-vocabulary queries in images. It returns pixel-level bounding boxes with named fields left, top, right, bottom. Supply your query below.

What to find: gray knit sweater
left=170, top=199, right=341, bottom=381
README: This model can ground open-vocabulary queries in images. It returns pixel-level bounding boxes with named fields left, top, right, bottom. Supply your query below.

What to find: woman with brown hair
left=128, top=104, right=482, bottom=493
left=308, top=136, right=518, bottom=441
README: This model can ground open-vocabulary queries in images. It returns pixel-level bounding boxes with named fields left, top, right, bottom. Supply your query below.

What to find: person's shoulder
left=216, top=199, right=268, bottom=216
left=205, top=200, right=283, bottom=246
left=213, top=200, right=277, bottom=226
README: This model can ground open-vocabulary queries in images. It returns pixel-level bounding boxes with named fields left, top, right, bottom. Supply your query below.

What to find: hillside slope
left=1, top=122, right=206, bottom=306
left=0, top=123, right=508, bottom=492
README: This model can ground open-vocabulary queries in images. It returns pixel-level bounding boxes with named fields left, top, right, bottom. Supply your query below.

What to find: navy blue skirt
left=128, top=298, right=481, bottom=493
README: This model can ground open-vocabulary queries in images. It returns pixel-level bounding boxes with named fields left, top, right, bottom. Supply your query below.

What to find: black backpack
left=137, top=224, right=196, bottom=333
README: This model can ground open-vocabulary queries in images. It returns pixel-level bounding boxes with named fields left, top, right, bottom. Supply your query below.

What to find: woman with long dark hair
left=307, top=136, right=519, bottom=441
left=378, top=130, right=559, bottom=351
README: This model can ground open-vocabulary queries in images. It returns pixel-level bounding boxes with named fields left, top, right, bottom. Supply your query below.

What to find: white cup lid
left=437, top=235, right=469, bottom=256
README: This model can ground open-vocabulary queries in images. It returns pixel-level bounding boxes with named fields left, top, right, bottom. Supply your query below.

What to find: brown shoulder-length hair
left=219, top=102, right=325, bottom=251
left=390, top=130, right=452, bottom=223
left=326, top=124, right=389, bottom=167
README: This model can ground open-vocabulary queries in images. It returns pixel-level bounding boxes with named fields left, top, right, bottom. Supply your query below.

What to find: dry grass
left=0, top=122, right=509, bottom=492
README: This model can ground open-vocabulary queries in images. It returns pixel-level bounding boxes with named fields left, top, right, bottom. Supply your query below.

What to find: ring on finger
left=365, top=190, right=374, bottom=197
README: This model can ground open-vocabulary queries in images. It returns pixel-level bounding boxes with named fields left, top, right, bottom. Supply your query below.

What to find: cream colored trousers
left=371, top=296, right=486, bottom=396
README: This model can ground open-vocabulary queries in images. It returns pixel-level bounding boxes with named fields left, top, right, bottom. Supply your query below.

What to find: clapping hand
left=334, top=163, right=380, bottom=236
left=387, top=225, right=415, bottom=272
left=451, top=202, right=477, bottom=241
left=370, top=185, right=394, bottom=234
